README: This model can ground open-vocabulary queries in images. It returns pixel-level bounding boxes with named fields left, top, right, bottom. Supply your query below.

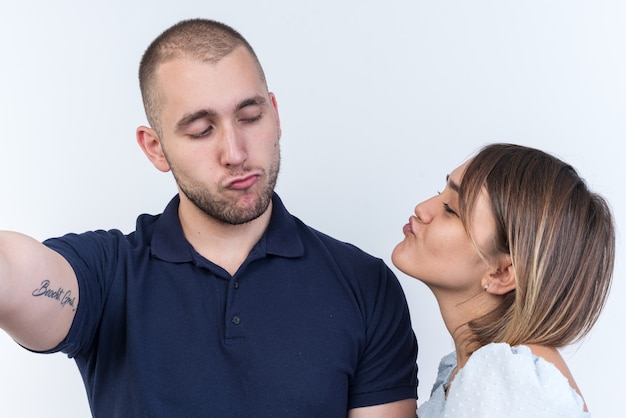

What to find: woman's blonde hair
left=459, top=143, right=614, bottom=353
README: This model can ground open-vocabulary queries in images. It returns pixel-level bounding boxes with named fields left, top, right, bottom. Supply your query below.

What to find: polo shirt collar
left=150, top=193, right=304, bottom=263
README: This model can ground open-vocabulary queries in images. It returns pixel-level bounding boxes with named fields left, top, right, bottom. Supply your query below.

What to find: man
left=0, top=19, right=417, bottom=417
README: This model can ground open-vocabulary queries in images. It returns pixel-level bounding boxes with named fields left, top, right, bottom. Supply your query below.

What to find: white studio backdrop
left=0, top=1, right=624, bottom=417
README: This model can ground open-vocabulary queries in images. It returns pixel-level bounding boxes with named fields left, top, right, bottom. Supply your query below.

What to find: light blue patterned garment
left=418, top=342, right=590, bottom=418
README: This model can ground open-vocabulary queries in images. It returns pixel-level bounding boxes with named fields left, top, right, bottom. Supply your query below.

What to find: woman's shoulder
left=447, top=342, right=588, bottom=417
left=470, top=342, right=583, bottom=398
left=524, top=343, right=585, bottom=402
left=466, top=342, right=579, bottom=388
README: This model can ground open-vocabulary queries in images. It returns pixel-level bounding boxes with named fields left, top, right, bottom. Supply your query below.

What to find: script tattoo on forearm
left=31, top=280, right=76, bottom=311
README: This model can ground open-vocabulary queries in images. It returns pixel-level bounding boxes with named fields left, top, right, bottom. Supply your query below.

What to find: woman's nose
left=414, top=195, right=438, bottom=224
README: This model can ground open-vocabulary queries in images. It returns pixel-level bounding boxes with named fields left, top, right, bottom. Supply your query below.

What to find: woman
left=392, top=143, right=614, bottom=417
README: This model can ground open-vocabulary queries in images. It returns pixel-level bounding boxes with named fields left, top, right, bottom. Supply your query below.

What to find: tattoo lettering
left=32, top=280, right=76, bottom=311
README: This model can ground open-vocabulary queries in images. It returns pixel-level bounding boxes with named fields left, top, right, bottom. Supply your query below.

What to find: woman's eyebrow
left=446, top=174, right=461, bottom=193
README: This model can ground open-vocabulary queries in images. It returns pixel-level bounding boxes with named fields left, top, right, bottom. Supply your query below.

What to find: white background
left=0, top=1, right=624, bottom=417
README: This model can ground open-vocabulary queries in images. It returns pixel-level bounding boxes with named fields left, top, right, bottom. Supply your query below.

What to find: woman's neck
left=430, top=287, right=494, bottom=371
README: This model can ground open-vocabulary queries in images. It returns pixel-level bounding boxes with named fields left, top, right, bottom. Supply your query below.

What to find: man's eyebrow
left=236, top=95, right=267, bottom=111
left=446, top=174, right=460, bottom=193
left=175, top=109, right=216, bottom=133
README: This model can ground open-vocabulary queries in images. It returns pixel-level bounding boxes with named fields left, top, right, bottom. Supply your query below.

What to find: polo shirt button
left=233, top=282, right=239, bottom=289
left=231, top=316, right=241, bottom=325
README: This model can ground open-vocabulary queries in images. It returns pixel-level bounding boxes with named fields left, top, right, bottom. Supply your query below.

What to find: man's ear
left=136, top=126, right=171, bottom=173
left=483, top=255, right=516, bottom=295
left=269, top=92, right=281, bottom=140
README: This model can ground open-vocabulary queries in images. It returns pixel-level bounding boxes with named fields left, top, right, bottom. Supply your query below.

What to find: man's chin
left=215, top=194, right=272, bottom=225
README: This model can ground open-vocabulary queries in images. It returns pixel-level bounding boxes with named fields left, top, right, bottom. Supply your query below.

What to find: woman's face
left=392, top=161, right=498, bottom=293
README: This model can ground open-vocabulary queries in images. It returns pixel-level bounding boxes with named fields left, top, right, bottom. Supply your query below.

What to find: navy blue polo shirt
left=44, top=194, right=418, bottom=417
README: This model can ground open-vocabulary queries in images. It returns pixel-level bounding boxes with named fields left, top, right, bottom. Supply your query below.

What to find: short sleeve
left=348, top=261, right=418, bottom=408
left=43, top=230, right=126, bottom=357
left=417, top=352, right=456, bottom=417
left=441, top=343, right=588, bottom=418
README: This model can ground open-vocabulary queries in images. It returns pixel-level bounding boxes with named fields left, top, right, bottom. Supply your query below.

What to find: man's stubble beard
left=172, top=150, right=280, bottom=226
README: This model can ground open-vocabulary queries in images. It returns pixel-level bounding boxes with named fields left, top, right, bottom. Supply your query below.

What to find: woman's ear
left=136, top=126, right=171, bottom=173
left=482, top=255, right=516, bottom=295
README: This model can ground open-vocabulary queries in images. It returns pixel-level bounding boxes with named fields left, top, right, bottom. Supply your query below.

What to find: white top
left=418, top=342, right=590, bottom=418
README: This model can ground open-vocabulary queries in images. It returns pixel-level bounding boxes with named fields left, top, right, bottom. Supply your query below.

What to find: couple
left=0, top=18, right=613, bottom=417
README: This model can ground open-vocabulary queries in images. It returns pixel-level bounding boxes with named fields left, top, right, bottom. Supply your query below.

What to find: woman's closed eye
left=443, top=203, right=458, bottom=216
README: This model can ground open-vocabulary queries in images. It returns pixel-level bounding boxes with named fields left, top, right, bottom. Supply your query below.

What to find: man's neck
left=177, top=198, right=273, bottom=276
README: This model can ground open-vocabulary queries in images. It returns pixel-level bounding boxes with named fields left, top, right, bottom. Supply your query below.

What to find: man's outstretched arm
left=0, top=231, right=78, bottom=351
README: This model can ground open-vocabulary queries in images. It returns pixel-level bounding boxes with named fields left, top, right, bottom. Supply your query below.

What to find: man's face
left=154, top=47, right=281, bottom=225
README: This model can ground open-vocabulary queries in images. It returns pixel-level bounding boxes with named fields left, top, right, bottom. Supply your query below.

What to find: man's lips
left=225, top=174, right=260, bottom=190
